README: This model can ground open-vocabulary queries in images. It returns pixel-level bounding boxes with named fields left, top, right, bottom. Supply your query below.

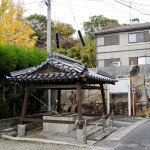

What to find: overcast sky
left=15, top=0, right=150, bottom=37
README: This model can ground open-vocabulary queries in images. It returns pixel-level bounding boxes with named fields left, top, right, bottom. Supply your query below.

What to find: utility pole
left=45, top=0, right=51, bottom=111
left=46, top=0, right=51, bottom=53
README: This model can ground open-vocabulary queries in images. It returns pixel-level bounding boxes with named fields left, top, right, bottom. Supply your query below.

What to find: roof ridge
left=47, top=52, right=84, bottom=66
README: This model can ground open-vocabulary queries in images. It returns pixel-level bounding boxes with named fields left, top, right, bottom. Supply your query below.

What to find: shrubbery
left=0, top=43, right=96, bottom=119
left=0, top=44, right=48, bottom=118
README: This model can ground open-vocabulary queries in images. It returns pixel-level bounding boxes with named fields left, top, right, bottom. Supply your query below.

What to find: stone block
left=43, top=115, right=77, bottom=133
left=77, top=129, right=87, bottom=144
left=17, top=124, right=26, bottom=137
left=135, top=102, right=149, bottom=117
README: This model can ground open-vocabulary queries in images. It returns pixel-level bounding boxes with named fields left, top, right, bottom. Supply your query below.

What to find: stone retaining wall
left=0, top=117, right=19, bottom=131
left=56, top=65, right=150, bottom=117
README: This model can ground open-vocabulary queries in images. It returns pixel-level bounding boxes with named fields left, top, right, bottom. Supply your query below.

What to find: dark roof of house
left=6, top=52, right=116, bottom=84
left=89, top=22, right=150, bottom=38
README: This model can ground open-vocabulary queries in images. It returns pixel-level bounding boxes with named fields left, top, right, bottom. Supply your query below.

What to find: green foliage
left=0, top=101, right=10, bottom=118
left=52, top=44, right=96, bottom=68
left=0, top=44, right=17, bottom=78
left=0, top=44, right=48, bottom=119
left=83, top=15, right=120, bottom=34
left=27, top=14, right=76, bottom=49
left=27, top=14, right=47, bottom=47
left=27, top=14, right=47, bottom=39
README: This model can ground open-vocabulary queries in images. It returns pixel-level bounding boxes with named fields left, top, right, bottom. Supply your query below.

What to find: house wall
left=97, top=29, right=150, bottom=67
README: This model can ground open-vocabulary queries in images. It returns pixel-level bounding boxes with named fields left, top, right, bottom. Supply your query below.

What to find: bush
left=0, top=44, right=48, bottom=118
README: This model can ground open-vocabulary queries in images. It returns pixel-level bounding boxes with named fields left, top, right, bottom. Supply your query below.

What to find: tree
left=53, top=22, right=76, bottom=49
left=27, top=14, right=47, bottom=47
left=27, top=14, right=76, bottom=49
left=83, top=15, right=120, bottom=34
left=0, top=43, right=48, bottom=118
left=0, top=0, right=37, bottom=48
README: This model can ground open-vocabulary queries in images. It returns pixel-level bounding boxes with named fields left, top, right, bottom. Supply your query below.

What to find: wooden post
left=100, top=84, right=107, bottom=115
left=57, top=89, right=61, bottom=112
left=21, top=86, right=29, bottom=123
left=77, top=82, right=83, bottom=129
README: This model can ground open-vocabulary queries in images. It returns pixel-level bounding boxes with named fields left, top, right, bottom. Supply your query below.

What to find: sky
left=15, top=0, right=150, bottom=37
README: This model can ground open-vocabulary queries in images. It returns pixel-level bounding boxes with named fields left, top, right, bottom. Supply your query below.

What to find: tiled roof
left=6, top=52, right=116, bottom=84
left=89, top=22, right=150, bottom=38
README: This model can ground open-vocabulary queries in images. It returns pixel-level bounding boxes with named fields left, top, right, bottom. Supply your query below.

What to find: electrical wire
left=66, top=0, right=79, bottom=30
left=118, top=0, right=150, bottom=15
left=54, top=0, right=119, bottom=13
left=117, top=0, right=150, bottom=6
left=16, top=83, right=61, bottom=117
left=101, top=0, right=147, bottom=22
left=114, top=0, right=150, bottom=17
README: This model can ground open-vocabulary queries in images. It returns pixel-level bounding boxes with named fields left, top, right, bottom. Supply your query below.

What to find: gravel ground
left=0, top=139, right=94, bottom=150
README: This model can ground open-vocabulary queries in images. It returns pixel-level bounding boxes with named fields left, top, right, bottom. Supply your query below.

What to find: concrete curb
left=1, top=134, right=113, bottom=150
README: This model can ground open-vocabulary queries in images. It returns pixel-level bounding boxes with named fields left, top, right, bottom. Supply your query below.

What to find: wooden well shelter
left=7, top=52, right=116, bottom=129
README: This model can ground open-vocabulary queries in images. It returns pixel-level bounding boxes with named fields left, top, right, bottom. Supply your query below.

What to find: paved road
left=115, top=120, right=150, bottom=150
left=96, top=119, right=150, bottom=150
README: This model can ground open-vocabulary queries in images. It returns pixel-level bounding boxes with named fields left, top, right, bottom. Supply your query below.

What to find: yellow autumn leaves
left=0, top=0, right=37, bottom=49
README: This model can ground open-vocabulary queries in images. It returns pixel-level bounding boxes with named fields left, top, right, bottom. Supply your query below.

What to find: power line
left=117, top=0, right=150, bottom=15
left=100, top=0, right=147, bottom=23
left=54, top=0, right=119, bottom=13
left=66, top=0, right=79, bottom=29
left=114, top=0, right=150, bottom=17
left=118, top=0, right=150, bottom=6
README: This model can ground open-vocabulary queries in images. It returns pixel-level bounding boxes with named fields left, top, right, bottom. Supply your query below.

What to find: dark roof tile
left=6, top=52, right=116, bottom=84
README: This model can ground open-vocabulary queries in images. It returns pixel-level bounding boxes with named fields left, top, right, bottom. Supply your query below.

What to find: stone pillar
left=77, top=128, right=87, bottom=144
left=17, top=124, right=26, bottom=137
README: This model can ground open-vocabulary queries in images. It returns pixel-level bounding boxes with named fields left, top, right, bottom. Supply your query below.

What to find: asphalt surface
left=113, top=115, right=140, bottom=123
left=116, top=120, right=150, bottom=150
left=0, top=117, right=149, bottom=150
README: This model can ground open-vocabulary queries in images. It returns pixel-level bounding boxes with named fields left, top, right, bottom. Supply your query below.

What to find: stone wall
left=0, top=117, right=19, bottom=131
left=56, top=89, right=104, bottom=114
left=101, top=64, right=150, bottom=117
left=50, top=65, right=150, bottom=117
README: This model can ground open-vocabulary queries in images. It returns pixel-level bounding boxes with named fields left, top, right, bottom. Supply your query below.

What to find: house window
left=129, top=57, right=138, bottom=65
left=138, top=57, right=150, bottom=65
left=104, top=35, right=119, bottom=46
left=129, top=32, right=144, bottom=43
left=104, top=58, right=120, bottom=67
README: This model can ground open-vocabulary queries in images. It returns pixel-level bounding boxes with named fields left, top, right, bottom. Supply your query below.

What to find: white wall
left=97, top=30, right=150, bottom=67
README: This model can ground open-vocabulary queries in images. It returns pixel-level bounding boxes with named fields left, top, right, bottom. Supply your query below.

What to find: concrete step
left=87, top=127, right=116, bottom=142
left=86, top=125, right=103, bottom=138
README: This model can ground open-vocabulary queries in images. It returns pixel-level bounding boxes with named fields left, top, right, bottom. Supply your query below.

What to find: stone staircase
left=86, top=124, right=116, bottom=142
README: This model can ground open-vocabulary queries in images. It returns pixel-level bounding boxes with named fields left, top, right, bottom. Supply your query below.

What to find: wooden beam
left=81, top=85, right=101, bottom=89
left=83, top=113, right=102, bottom=116
left=77, top=82, right=83, bottom=129
left=100, top=84, right=107, bottom=115
left=20, top=117, right=75, bottom=124
left=30, top=85, right=77, bottom=89
left=86, top=116, right=102, bottom=124
left=57, top=89, right=61, bottom=112
left=30, top=85, right=101, bottom=90
left=21, top=86, right=29, bottom=123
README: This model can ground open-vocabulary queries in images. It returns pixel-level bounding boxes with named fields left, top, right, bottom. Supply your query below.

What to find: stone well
left=43, top=114, right=77, bottom=133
